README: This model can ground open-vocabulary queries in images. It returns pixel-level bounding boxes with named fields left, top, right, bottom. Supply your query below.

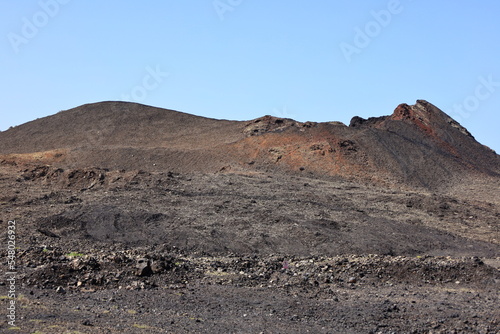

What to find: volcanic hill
left=1, top=99, right=498, bottom=189
left=1, top=100, right=499, bottom=333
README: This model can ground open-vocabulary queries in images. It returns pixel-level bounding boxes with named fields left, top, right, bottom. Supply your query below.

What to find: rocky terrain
left=1, top=100, right=499, bottom=333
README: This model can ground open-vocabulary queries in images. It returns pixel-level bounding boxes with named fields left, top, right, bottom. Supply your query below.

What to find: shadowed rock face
left=0, top=100, right=498, bottom=189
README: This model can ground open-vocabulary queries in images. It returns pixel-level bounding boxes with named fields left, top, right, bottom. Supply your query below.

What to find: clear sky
left=1, top=1, right=499, bottom=152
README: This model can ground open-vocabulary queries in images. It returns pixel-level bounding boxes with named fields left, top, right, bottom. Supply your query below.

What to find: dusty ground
left=1, top=162, right=499, bottom=333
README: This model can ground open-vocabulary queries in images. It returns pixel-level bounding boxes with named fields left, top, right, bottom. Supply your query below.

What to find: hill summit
left=1, top=100, right=498, bottom=189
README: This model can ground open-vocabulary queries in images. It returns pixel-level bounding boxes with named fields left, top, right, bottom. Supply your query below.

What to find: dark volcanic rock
left=136, top=258, right=153, bottom=277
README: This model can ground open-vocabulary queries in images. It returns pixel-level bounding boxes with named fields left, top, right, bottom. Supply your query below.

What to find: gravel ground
left=1, top=163, right=499, bottom=333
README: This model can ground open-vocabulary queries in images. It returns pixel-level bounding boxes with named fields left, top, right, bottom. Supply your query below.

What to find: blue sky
left=1, top=1, right=499, bottom=152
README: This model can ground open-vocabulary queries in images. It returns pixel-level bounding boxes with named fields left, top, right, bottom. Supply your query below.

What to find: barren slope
left=1, top=100, right=499, bottom=333
left=1, top=100, right=499, bottom=189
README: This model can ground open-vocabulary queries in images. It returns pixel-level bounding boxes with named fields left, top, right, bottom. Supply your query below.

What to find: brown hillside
left=1, top=100, right=498, bottom=189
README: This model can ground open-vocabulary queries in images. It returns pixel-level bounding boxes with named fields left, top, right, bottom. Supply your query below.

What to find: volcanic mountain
left=1, top=100, right=500, bottom=332
left=1, top=99, right=499, bottom=190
